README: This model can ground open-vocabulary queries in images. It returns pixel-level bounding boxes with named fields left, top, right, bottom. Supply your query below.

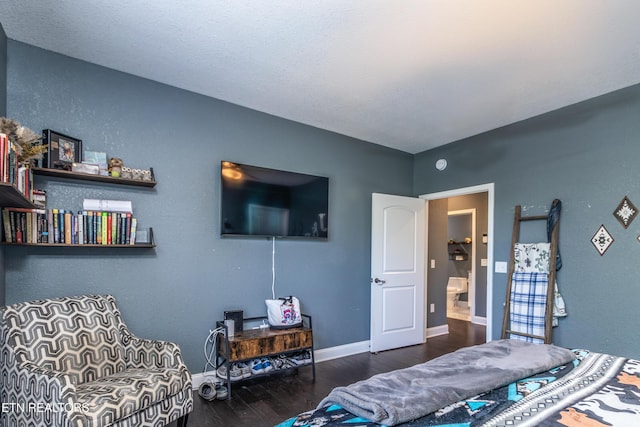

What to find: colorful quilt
left=276, top=349, right=640, bottom=427
left=314, top=340, right=574, bottom=425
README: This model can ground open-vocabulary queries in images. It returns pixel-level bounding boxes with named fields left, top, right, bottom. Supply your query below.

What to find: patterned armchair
left=0, top=294, right=192, bottom=427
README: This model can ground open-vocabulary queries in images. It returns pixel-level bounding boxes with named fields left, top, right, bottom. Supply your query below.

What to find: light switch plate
left=495, top=261, right=508, bottom=273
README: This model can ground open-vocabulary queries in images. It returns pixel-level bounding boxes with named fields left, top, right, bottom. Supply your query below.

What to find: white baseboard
left=314, top=340, right=370, bottom=363
left=472, top=316, right=487, bottom=325
left=426, top=324, right=449, bottom=338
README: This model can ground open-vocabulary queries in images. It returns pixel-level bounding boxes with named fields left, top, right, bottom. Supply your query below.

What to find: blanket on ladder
left=317, top=339, right=575, bottom=426
left=509, top=271, right=548, bottom=343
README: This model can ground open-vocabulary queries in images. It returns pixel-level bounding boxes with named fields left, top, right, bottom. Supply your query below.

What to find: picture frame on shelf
left=42, top=129, right=83, bottom=170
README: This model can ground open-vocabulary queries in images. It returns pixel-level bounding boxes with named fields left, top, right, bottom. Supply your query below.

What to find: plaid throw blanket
left=509, top=271, right=547, bottom=343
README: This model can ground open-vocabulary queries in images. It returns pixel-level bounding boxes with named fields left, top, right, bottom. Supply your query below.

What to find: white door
left=370, top=193, right=426, bottom=353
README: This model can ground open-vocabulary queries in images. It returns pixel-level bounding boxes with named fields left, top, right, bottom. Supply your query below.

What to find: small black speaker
left=224, top=310, right=243, bottom=333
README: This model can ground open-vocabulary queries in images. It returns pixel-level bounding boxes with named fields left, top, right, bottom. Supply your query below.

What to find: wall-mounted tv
left=220, top=161, right=328, bottom=239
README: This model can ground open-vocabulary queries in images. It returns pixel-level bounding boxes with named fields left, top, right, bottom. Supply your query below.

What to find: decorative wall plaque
left=591, top=224, right=614, bottom=256
left=613, top=196, right=638, bottom=229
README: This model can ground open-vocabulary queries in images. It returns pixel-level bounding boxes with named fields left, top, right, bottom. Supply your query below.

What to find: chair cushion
left=75, top=367, right=186, bottom=426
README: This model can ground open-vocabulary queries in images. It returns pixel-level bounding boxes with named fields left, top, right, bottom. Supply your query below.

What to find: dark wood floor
left=180, top=319, right=485, bottom=427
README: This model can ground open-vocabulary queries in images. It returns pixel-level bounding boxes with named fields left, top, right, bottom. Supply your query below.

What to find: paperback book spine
left=64, top=212, right=72, bottom=244
left=129, top=217, right=137, bottom=245
left=102, top=212, right=108, bottom=245
left=2, top=209, right=11, bottom=243
left=1, top=208, right=140, bottom=245
left=51, top=209, right=59, bottom=243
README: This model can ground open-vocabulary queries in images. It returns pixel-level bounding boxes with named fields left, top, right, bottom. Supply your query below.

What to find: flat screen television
left=220, top=161, right=328, bottom=239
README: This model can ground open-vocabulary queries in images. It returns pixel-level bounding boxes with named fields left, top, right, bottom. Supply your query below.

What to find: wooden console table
left=216, top=314, right=315, bottom=399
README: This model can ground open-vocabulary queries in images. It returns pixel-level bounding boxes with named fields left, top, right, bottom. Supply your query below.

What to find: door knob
left=371, top=277, right=386, bottom=285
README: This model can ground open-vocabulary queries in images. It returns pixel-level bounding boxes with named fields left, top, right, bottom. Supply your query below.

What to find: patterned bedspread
left=276, top=349, right=640, bottom=427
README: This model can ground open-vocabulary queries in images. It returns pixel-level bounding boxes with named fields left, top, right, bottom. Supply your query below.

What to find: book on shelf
left=82, top=199, right=133, bottom=213
left=1, top=208, right=49, bottom=244
left=130, top=217, right=137, bottom=245
left=32, top=189, right=46, bottom=208
left=102, top=211, right=108, bottom=244
left=1, top=207, right=143, bottom=245
left=77, top=211, right=84, bottom=245
left=51, top=209, right=59, bottom=243
left=1, top=133, right=37, bottom=203
left=64, top=211, right=72, bottom=244
left=0, top=133, right=18, bottom=185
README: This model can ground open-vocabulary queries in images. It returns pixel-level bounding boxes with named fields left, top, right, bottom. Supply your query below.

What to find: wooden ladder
left=501, top=199, right=560, bottom=344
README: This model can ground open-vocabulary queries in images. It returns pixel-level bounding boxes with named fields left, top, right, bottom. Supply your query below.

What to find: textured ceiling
left=1, top=1, right=640, bottom=154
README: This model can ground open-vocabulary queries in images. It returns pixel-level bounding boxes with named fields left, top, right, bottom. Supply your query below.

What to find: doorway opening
left=421, top=183, right=494, bottom=344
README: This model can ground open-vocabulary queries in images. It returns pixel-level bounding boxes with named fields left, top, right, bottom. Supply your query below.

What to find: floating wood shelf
left=1, top=242, right=155, bottom=248
left=2, top=169, right=157, bottom=248
left=1, top=227, right=155, bottom=248
left=32, top=167, right=157, bottom=188
left=0, top=182, right=37, bottom=209
left=448, top=241, right=470, bottom=261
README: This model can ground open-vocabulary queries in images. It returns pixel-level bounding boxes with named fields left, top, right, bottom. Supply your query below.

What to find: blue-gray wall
left=0, top=23, right=6, bottom=116
left=0, top=23, right=7, bottom=306
left=414, top=83, right=640, bottom=359
left=426, top=198, right=448, bottom=327
left=3, top=41, right=414, bottom=371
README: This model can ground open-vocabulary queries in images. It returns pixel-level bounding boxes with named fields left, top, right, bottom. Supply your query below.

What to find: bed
left=276, top=339, right=640, bottom=427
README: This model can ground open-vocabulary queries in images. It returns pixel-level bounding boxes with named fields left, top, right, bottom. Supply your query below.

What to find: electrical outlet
left=430, top=259, right=436, bottom=269
left=430, top=303, right=435, bottom=313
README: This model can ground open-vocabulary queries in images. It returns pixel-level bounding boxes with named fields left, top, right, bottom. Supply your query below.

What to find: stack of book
left=1, top=133, right=36, bottom=201
left=0, top=133, right=18, bottom=186
left=2, top=199, right=139, bottom=245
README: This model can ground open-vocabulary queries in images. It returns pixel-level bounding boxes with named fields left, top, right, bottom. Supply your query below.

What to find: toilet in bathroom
left=446, top=276, right=468, bottom=311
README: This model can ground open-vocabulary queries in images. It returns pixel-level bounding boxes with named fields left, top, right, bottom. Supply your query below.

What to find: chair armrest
left=0, top=359, right=82, bottom=425
left=122, top=335, right=188, bottom=371
left=12, top=360, right=77, bottom=398
left=121, top=335, right=192, bottom=392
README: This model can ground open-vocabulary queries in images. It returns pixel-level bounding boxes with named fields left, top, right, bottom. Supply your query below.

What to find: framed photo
left=42, top=129, right=83, bottom=170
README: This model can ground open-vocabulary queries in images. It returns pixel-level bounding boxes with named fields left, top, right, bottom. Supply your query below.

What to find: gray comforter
left=317, top=339, right=575, bottom=426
